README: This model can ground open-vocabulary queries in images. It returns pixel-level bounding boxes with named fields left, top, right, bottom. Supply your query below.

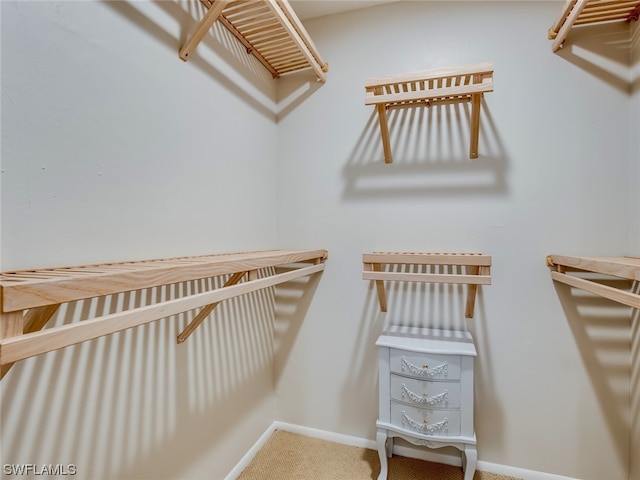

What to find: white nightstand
left=376, top=325, right=477, bottom=480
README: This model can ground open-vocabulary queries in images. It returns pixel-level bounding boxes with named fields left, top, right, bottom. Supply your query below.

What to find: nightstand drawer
left=390, top=349, right=461, bottom=380
left=391, top=401, right=461, bottom=436
left=390, top=374, right=460, bottom=408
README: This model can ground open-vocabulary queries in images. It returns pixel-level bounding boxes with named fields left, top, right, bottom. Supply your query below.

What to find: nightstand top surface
left=376, top=326, right=477, bottom=356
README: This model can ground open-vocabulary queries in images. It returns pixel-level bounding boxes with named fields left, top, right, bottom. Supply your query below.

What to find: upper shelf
left=546, top=254, right=640, bottom=309
left=548, top=0, right=640, bottom=52
left=180, top=0, right=328, bottom=82
left=0, top=249, right=328, bottom=379
left=365, top=63, right=494, bottom=163
left=362, top=252, right=492, bottom=318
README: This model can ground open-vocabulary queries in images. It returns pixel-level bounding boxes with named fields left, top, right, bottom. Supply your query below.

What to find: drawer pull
left=401, top=411, right=448, bottom=434
left=401, top=357, right=448, bottom=378
left=401, top=384, right=448, bottom=406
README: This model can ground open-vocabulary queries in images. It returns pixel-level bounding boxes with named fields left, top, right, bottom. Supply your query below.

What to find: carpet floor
left=236, top=430, right=520, bottom=480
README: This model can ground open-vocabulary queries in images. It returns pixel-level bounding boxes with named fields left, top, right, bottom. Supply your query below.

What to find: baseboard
left=272, top=421, right=378, bottom=450
left=224, top=423, right=279, bottom=480
left=475, top=461, right=579, bottom=480
left=226, top=421, right=579, bottom=480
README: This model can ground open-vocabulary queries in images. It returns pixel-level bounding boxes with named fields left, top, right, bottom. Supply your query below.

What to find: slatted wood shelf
left=180, top=0, right=328, bottom=82
left=548, top=0, right=640, bottom=52
left=0, top=249, right=328, bottom=379
left=365, top=63, right=494, bottom=163
left=362, top=252, right=492, bottom=318
left=546, top=254, right=640, bottom=309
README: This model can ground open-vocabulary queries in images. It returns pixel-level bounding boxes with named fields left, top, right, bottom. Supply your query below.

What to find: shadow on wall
left=102, top=0, right=277, bottom=119
left=276, top=73, right=325, bottom=122
left=466, top=293, right=506, bottom=460
left=0, top=268, right=322, bottom=479
left=555, top=22, right=636, bottom=93
left=552, top=278, right=633, bottom=471
left=273, top=268, right=323, bottom=383
left=342, top=98, right=508, bottom=199
left=339, top=287, right=386, bottom=438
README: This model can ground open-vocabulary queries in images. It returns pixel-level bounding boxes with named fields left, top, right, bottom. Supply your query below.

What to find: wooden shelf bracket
left=180, top=0, right=328, bottom=82
left=0, top=249, right=328, bottom=379
left=362, top=252, right=492, bottom=318
left=546, top=254, right=640, bottom=309
left=365, top=63, right=494, bottom=163
left=548, top=0, right=640, bottom=52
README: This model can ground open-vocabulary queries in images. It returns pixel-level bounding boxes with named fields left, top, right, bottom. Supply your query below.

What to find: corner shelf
left=546, top=254, right=640, bottom=309
left=362, top=252, right=492, bottom=318
left=548, top=0, right=640, bottom=52
left=365, top=63, right=494, bottom=163
left=0, top=249, right=328, bottom=379
left=180, top=0, right=328, bottom=82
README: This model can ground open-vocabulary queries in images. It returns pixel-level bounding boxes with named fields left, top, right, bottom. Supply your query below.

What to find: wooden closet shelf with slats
left=0, top=249, right=328, bottom=379
left=362, top=252, right=492, bottom=318
left=548, top=0, right=640, bottom=52
left=180, top=0, right=328, bottom=82
left=365, top=63, right=494, bottom=163
left=546, top=254, right=640, bottom=309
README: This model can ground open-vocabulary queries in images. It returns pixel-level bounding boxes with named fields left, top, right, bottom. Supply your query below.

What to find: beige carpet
left=237, top=430, right=520, bottom=480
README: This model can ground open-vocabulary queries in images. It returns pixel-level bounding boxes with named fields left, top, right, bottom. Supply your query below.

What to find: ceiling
left=289, top=0, right=400, bottom=20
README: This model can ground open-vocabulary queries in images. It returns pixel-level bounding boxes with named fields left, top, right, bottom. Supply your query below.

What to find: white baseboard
left=226, top=421, right=579, bottom=480
left=475, top=461, right=579, bottom=480
left=224, top=423, right=279, bottom=480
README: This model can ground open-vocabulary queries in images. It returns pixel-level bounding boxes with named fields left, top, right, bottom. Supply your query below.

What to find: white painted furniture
left=376, top=326, right=477, bottom=480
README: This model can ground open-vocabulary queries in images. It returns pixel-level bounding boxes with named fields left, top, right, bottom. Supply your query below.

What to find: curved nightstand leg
left=385, top=435, right=393, bottom=457
left=463, top=444, right=477, bottom=480
left=376, top=429, right=389, bottom=480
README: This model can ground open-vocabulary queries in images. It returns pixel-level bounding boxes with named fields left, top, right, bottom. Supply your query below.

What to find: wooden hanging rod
left=362, top=252, right=492, bottom=318
left=546, top=254, right=640, bottom=309
left=179, top=0, right=328, bottom=82
left=0, top=249, right=328, bottom=379
left=548, top=0, right=640, bottom=52
left=365, top=63, right=494, bottom=163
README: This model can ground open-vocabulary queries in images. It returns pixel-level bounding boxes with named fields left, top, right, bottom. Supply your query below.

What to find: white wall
left=630, top=18, right=640, bottom=480
left=275, top=2, right=634, bottom=479
left=1, top=1, right=279, bottom=478
left=1, top=1, right=637, bottom=480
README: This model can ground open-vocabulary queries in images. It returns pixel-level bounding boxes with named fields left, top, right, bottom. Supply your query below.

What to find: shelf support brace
left=176, top=271, right=246, bottom=344
left=464, top=265, right=490, bottom=318
left=0, top=311, right=25, bottom=379
left=374, top=86, right=393, bottom=164
left=377, top=104, right=392, bottom=164
left=179, top=0, right=228, bottom=61
left=1, top=305, right=60, bottom=379
left=470, top=91, right=482, bottom=159
left=365, top=262, right=388, bottom=312
left=465, top=266, right=480, bottom=318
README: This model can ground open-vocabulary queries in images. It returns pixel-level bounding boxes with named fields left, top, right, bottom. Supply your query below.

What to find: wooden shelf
left=365, top=63, right=494, bottom=163
left=546, top=254, right=640, bottom=309
left=548, top=0, right=640, bottom=52
left=0, top=249, right=328, bottom=379
left=362, top=252, right=492, bottom=318
left=180, top=0, right=328, bottom=82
